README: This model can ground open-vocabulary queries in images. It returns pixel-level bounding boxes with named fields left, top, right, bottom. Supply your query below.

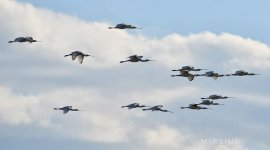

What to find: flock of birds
left=8, top=23, right=259, bottom=114
left=171, top=65, right=259, bottom=81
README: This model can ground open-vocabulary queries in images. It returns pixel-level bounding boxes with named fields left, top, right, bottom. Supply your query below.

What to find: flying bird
left=54, top=106, right=81, bottom=114
left=172, top=66, right=206, bottom=72
left=120, top=55, right=154, bottom=63
left=198, top=100, right=224, bottom=106
left=108, top=23, right=142, bottom=29
left=201, top=71, right=225, bottom=80
left=8, top=37, right=41, bottom=43
left=171, top=70, right=202, bottom=81
left=121, top=103, right=149, bottom=109
left=142, top=105, right=173, bottom=113
left=201, top=94, right=234, bottom=100
left=64, top=51, right=93, bottom=64
left=227, top=70, right=259, bottom=76
left=181, top=104, right=210, bottom=110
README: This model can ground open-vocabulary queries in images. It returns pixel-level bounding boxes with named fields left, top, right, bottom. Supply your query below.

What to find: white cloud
left=0, top=0, right=269, bottom=149
left=1, top=0, right=270, bottom=71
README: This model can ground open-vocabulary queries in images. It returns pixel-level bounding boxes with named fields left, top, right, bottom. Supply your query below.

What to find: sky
left=1, top=0, right=270, bottom=150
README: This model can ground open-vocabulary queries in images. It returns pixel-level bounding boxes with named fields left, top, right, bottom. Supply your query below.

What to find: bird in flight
left=171, top=70, right=202, bottom=81
left=9, top=37, right=41, bottom=43
left=198, top=100, right=224, bottom=106
left=201, top=94, right=234, bottom=100
left=108, top=23, right=142, bottom=29
left=121, top=103, right=149, bottom=109
left=64, top=51, right=93, bottom=64
left=181, top=104, right=211, bottom=110
left=120, top=55, right=154, bottom=63
left=54, top=106, right=82, bottom=114
left=143, top=105, right=173, bottom=113
left=226, top=70, right=260, bottom=76
left=172, top=66, right=206, bottom=72
left=201, top=71, right=225, bottom=80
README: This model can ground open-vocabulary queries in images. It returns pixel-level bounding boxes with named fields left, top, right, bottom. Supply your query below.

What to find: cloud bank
left=0, top=0, right=269, bottom=149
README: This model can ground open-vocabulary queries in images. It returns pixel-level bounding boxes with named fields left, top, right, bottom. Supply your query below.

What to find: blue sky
left=1, top=0, right=270, bottom=150
left=19, top=0, right=270, bottom=43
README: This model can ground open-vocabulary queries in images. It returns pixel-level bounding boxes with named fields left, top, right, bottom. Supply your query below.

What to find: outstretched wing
left=14, top=37, right=25, bottom=41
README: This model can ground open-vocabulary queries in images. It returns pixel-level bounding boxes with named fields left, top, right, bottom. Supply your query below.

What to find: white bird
left=64, top=51, right=93, bottom=64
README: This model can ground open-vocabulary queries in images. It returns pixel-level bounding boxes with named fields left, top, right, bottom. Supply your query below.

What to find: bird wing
left=15, top=37, right=25, bottom=41
left=77, top=55, right=84, bottom=64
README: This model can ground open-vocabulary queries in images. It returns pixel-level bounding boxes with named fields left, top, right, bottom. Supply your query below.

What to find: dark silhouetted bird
left=120, top=55, right=154, bottom=63
left=181, top=104, right=210, bottom=110
left=201, top=94, right=234, bottom=100
left=198, top=100, right=224, bottom=106
left=108, top=23, right=141, bottom=29
left=172, top=66, right=206, bottom=72
left=171, top=70, right=202, bottom=81
left=54, top=106, right=81, bottom=114
left=9, top=37, right=41, bottom=43
left=143, top=105, right=173, bottom=113
left=201, top=71, right=225, bottom=80
left=64, top=51, right=93, bottom=64
left=121, top=103, right=149, bottom=109
left=227, top=70, right=259, bottom=76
